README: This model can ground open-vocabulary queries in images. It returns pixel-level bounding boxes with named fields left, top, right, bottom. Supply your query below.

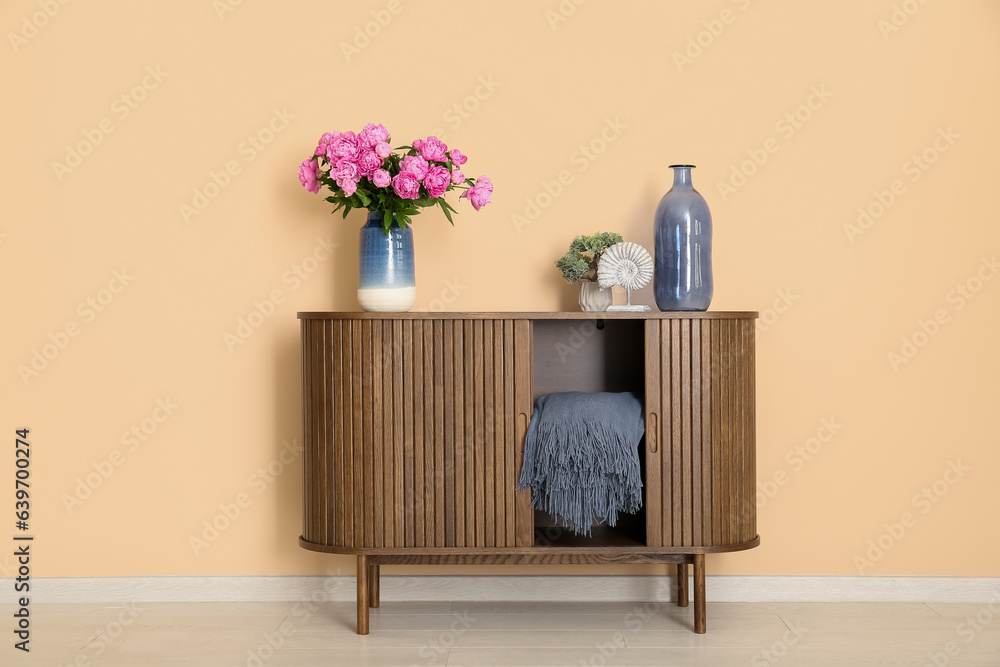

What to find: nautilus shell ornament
left=597, top=241, right=653, bottom=311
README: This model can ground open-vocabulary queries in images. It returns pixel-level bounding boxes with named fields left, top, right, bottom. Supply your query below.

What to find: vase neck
left=365, top=210, right=400, bottom=229
left=670, top=164, right=695, bottom=188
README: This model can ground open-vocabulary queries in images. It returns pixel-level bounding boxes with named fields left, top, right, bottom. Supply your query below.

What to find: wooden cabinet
left=298, top=312, right=758, bottom=634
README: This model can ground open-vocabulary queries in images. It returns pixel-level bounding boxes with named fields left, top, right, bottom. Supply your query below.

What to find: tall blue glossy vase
left=357, top=210, right=415, bottom=312
left=653, top=165, right=713, bottom=311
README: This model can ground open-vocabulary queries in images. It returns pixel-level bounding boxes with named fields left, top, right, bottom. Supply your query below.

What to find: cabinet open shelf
left=532, top=318, right=646, bottom=398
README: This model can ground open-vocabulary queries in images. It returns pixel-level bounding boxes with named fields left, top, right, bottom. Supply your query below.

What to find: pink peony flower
left=401, top=155, right=429, bottom=181
left=374, top=141, right=392, bottom=159
left=356, top=150, right=383, bottom=177
left=359, top=123, right=390, bottom=148
left=461, top=176, right=493, bottom=211
left=314, top=131, right=341, bottom=157
left=392, top=172, right=422, bottom=200
left=414, top=136, right=448, bottom=162
left=372, top=168, right=391, bottom=188
left=423, top=165, right=451, bottom=199
left=329, top=131, right=361, bottom=162
left=333, top=160, right=359, bottom=187
left=450, top=168, right=465, bottom=185
left=298, top=159, right=321, bottom=194
left=341, top=179, right=357, bottom=196
left=449, top=149, right=467, bottom=165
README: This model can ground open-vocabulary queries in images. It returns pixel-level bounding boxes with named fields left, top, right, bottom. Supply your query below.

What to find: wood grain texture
left=361, top=319, right=374, bottom=548
left=352, top=320, right=364, bottom=548
left=493, top=321, right=505, bottom=548
left=513, top=320, right=533, bottom=548
left=681, top=318, right=692, bottom=547
left=300, top=536, right=759, bottom=556
left=365, top=553, right=698, bottom=566
left=453, top=321, right=466, bottom=547
left=660, top=321, right=673, bottom=547
left=694, top=553, right=706, bottom=633
left=711, top=319, right=724, bottom=547
left=677, top=563, right=689, bottom=607
left=644, top=321, right=662, bottom=549
left=392, top=320, right=404, bottom=547
left=370, top=321, right=384, bottom=548
left=356, top=555, right=368, bottom=635
left=300, top=321, right=312, bottom=544
left=303, top=317, right=540, bottom=551
left=299, top=313, right=756, bottom=559
left=648, top=319, right=756, bottom=546
left=503, top=320, right=515, bottom=547
left=433, top=320, right=446, bottom=548
left=690, top=319, right=703, bottom=548
left=367, top=563, right=380, bottom=608
left=411, top=322, right=424, bottom=547
left=402, top=321, right=415, bottom=548
left=482, top=320, right=495, bottom=548
left=471, top=320, right=487, bottom=547
left=670, top=319, right=682, bottom=547
left=463, top=319, right=476, bottom=546
left=700, top=321, right=713, bottom=550
left=642, top=317, right=756, bottom=549
left=381, top=321, right=395, bottom=548
left=443, top=321, right=456, bottom=547
left=341, top=320, right=354, bottom=547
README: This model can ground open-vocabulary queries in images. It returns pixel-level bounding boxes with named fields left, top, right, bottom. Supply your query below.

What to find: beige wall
left=3, top=1, right=999, bottom=580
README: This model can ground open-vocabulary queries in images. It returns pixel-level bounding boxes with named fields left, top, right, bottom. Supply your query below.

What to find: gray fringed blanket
left=516, top=391, right=644, bottom=537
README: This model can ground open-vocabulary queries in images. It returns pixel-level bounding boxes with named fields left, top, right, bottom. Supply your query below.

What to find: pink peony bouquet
left=298, top=123, right=493, bottom=233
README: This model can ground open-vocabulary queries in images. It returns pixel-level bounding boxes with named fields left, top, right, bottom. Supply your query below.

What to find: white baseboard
left=4, top=575, right=999, bottom=604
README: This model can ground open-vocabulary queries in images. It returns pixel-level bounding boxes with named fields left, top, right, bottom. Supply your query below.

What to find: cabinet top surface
left=298, top=311, right=758, bottom=320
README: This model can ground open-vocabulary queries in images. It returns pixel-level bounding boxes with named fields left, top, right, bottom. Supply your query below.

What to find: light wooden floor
left=5, top=600, right=1000, bottom=666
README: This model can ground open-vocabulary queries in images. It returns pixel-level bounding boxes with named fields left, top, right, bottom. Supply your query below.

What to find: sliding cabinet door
left=644, top=317, right=756, bottom=549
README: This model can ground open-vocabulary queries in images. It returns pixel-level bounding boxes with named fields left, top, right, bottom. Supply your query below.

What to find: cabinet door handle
left=648, top=413, right=658, bottom=454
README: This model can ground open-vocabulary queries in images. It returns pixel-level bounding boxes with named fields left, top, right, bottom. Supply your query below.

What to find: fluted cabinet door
left=644, top=317, right=756, bottom=548
left=301, top=317, right=533, bottom=550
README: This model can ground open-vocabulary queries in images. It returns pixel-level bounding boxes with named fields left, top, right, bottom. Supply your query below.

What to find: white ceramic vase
left=578, top=282, right=612, bottom=312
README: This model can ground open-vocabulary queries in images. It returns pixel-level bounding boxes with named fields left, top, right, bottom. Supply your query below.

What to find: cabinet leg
left=357, top=555, right=369, bottom=635
left=368, top=563, right=380, bottom=608
left=693, top=554, right=706, bottom=634
left=676, top=563, right=689, bottom=607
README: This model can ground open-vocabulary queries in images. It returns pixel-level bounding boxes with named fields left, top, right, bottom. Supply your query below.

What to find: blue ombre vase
left=358, top=210, right=415, bottom=312
left=653, top=165, right=713, bottom=311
